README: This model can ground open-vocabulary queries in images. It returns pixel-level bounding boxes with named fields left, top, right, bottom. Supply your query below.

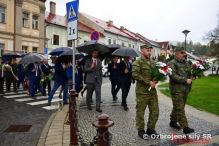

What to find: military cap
left=140, top=44, right=153, bottom=49
left=174, top=47, right=185, bottom=52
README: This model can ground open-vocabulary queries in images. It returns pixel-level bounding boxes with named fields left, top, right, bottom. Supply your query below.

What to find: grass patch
left=159, top=76, right=219, bottom=116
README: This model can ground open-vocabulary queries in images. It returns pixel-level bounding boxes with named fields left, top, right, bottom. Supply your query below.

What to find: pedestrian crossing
left=1, top=85, right=64, bottom=111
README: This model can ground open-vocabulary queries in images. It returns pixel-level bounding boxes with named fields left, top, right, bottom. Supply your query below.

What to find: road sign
left=66, top=0, right=79, bottom=40
left=66, top=0, right=79, bottom=22
left=44, top=48, right=48, bottom=54
left=67, top=20, right=78, bottom=40
left=90, top=31, right=100, bottom=41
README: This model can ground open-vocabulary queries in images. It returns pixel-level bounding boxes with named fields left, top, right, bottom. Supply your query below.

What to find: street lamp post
left=182, top=29, right=190, bottom=51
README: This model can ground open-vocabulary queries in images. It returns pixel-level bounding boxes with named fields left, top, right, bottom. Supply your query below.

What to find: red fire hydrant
left=92, top=113, right=114, bottom=146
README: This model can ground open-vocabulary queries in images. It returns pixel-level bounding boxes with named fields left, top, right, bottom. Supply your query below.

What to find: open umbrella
left=49, top=47, right=72, bottom=56
left=76, top=40, right=110, bottom=55
left=19, top=53, right=43, bottom=64
left=2, top=52, right=22, bottom=62
left=112, top=46, right=139, bottom=57
left=56, top=49, right=85, bottom=63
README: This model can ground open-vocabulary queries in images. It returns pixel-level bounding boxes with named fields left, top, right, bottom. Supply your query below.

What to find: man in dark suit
left=108, top=56, right=120, bottom=101
left=28, top=62, right=42, bottom=97
left=41, top=59, right=52, bottom=96
left=118, top=56, right=133, bottom=111
left=48, top=62, right=68, bottom=106
left=84, top=50, right=102, bottom=112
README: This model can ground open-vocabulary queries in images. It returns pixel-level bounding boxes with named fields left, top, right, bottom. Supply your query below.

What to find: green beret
left=140, top=44, right=153, bottom=49
left=174, top=47, right=185, bottom=52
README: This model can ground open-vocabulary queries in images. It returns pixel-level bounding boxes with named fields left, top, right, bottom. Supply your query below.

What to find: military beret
left=174, top=47, right=185, bottom=52
left=140, top=44, right=153, bottom=49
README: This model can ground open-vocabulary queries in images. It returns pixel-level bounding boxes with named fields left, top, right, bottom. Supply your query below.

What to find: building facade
left=0, top=0, right=46, bottom=55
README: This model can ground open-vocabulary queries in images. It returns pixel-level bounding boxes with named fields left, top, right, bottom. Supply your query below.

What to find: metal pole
left=185, top=34, right=187, bottom=52
left=69, top=90, right=79, bottom=146
left=72, top=40, right=75, bottom=90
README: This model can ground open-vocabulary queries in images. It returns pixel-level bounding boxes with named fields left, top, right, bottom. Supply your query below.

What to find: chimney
left=120, top=26, right=125, bottom=31
left=107, top=20, right=113, bottom=26
left=50, top=1, right=56, bottom=14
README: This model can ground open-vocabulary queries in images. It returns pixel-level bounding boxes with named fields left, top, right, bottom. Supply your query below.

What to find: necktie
left=93, top=59, right=97, bottom=68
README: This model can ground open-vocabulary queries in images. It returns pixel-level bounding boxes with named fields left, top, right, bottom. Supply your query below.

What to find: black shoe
left=124, top=106, right=129, bottom=111
left=88, top=106, right=92, bottom=110
left=170, top=121, right=181, bottom=130
left=96, top=108, right=102, bottom=112
left=146, top=128, right=159, bottom=139
left=183, top=127, right=194, bottom=134
left=138, top=130, right=147, bottom=139
left=48, top=102, right=51, bottom=106
left=63, top=102, right=69, bottom=105
left=113, top=96, right=118, bottom=101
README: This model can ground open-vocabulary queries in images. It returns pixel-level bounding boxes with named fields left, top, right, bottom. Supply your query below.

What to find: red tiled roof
left=45, top=11, right=98, bottom=34
left=80, top=12, right=136, bottom=40
left=45, top=11, right=66, bottom=27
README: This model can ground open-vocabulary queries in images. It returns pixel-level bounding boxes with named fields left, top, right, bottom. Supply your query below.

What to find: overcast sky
left=45, top=0, right=219, bottom=44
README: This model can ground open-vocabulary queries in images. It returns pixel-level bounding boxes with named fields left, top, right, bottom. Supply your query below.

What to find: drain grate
left=4, top=125, right=32, bottom=132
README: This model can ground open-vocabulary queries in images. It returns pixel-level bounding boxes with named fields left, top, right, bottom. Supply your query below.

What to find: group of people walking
left=0, top=44, right=195, bottom=139
left=0, top=57, right=53, bottom=97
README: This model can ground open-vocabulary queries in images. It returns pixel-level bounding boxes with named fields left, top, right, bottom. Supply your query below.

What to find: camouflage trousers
left=170, top=93, right=188, bottom=128
left=136, top=94, right=159, bottom=130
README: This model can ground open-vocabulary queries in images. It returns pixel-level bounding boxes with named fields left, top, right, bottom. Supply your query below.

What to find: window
left=68, top=40, right=72, bottom=47
left=122, top=42, right=125, bottom=46
left=129, top=44, right=131, bottom=47
left=0, top=43, right=4, bottom=56
left=22, top=12, right=29, bottom=28
left=133, top=45, right=135, bottom=48
left=113, top=40, right=116, bottom=44
left=53, top=35, right=59, bottom=45
left=32, top=47, right=38, bottom=53
left=32, top=15, right=38, bottom=29
left=22, top=46, right=28, bottom=53
left=0, top=6, right=6, bottom=23
left=108, top=39, right=111, bottom=45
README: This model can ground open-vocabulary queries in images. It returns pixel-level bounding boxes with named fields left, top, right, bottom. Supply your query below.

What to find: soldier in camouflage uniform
left=168, top=47, right=194, bottom=134
left=132, top=44, right=159, bottom=139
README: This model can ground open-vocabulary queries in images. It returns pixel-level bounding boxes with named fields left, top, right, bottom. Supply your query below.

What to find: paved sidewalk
left=38, top=81, right=219, bottom=146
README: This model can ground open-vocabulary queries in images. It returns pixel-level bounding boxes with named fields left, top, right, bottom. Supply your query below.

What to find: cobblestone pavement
left=73, top=78, right=219, bottom=146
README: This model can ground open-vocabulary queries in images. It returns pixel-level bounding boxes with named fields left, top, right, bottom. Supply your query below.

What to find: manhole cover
left=4, top=125, right=32, bottom=132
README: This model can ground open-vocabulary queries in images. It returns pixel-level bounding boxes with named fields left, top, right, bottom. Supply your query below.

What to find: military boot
left=138, top=130, right=147, bottom=139
left=169, top=121, right=181, bottom=130
left=183, top=127, right=195, bottom=134
left=146, top=128, right=160, bottom=139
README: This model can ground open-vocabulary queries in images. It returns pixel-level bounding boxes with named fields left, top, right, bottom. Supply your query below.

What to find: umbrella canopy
left=2, top=52, right=22, bottom=62
left=76, top=41, right=110, bottom=55
left=56, top=49, right=85, bottom=63
left=112, top=46, right=139, bottom=57
left=19, top=53, right=43, bottom=64
left=49, top=47, right=72, bottom=56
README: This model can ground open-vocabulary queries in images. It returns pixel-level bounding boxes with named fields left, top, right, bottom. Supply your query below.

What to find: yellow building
left=0, top=0, right=46, bottom=55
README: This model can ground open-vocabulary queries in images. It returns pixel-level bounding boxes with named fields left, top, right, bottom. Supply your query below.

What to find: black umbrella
left=76, top=41, right=110, bottom=55
left=2, top=52, right=22, bottom=62
left=56, top=49, right=85, bottom=63
left=49, top=47, right=72, bottom=56
left=19, top=53, right=43, bottom=64
left=112, top=46, right=139, bottom=57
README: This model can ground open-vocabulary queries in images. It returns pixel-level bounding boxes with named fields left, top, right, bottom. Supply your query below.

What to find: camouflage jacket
left=168, top=58, right=192, bottom=94
left=132, top=57, right=157, bottom=95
